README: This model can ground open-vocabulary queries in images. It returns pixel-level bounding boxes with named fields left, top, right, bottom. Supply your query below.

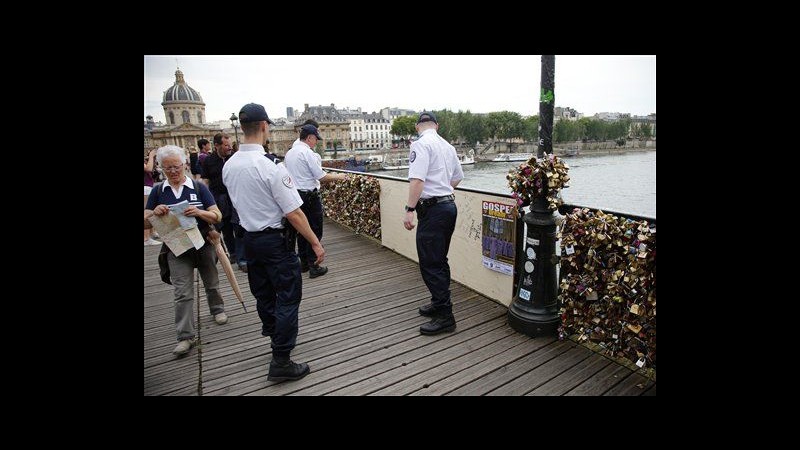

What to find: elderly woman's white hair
left=156, top=145, right=187, bottom=165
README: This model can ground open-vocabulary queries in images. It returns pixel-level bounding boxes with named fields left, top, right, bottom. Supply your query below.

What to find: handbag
left=158, top=243, right=171, bottom=284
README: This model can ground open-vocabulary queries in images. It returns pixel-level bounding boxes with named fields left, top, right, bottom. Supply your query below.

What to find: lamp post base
left=507, top=301, right=560, bottom=337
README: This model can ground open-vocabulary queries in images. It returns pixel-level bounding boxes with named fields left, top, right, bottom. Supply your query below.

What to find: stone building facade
left=294, top=104, right=352, bottom=152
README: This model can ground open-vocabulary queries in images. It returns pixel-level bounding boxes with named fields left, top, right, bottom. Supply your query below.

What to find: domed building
left=163, top=69, right=206, bottom=125
left=145, top=69, right=222, bottom=154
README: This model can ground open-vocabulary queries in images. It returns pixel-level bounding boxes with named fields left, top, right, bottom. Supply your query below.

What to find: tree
left=485, top=111, right=524, bottom=141
left=391, top=116, right=417, bottom=145
left=522, top=115, right=539, bottom=144
left=461, top=111, right=486, bottom=146
left=433, top=109, right=458, bottom=143
left=554, top=119, right=581, bottom=143
left=580, top=117, right=603, bottom=141
left=639, top=123, right=652, bottom=139
left=608, top=119, right=630, bottom=140
left=333, top=140, right=342, bottom=159
left=484, top=112, right=503, bottom=141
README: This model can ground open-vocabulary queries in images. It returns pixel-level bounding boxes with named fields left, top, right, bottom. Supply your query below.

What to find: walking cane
left=208, top=231, right=247, bottom=312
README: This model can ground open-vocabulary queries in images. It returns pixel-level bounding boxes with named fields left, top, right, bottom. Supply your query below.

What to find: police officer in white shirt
left=403, top=111, right=464, bottom=335
left=222, top=103, right=324, bottom=382
left=284, top=123, right=346, bottom=278
left=283, top=119, right=321, bottom=256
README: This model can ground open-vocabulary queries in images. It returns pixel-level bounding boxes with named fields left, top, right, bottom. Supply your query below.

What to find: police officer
left=223, top=103, right=325, bottom=382
left=284, top=123, right=346, bottom=278
left=403, top=111, right=464, bottom=335
left=284, top=119, right=320, bottom=263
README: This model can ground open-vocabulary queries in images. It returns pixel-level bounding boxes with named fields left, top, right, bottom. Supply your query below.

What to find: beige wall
left=378, top=177, right=517, bottom=307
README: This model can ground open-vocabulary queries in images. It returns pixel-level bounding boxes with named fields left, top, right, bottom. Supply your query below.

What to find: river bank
left=470, top=139, right=656, bottom=161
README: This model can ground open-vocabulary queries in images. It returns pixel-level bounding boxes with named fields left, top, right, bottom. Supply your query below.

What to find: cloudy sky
left=144, top=55, right=655, bottom=124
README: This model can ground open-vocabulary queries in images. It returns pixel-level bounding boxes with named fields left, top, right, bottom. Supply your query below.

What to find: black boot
left=420, top=313, right=456, bottom=335
left=268, top=355, right=310, bottom=381
left=309, top=265, right=328, bottom=278
left=418, top=303, right=436, bottom=317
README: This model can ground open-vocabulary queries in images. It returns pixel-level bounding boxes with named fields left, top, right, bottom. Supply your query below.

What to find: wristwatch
left=404, top=205, right=416, bottom=212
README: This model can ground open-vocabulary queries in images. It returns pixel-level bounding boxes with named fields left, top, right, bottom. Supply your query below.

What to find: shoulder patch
left=409, top=151, right=416, bottom=163
left=282, top=175, right=294, bottom=188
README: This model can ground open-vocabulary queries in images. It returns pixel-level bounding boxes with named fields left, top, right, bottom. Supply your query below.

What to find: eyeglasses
left=163, top=165, right=184, bottom=172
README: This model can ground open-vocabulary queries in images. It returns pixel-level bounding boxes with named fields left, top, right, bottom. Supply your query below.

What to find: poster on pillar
left=481, top=200, right=517, bottom=276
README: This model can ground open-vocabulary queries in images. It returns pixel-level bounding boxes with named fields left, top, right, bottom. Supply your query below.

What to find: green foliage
left=433, top=109, right=458, bottom=142
left=391, top=108, right=647, bottom=148
left=639, top=123, right=652, bottom=139
left=390, top=116, right=417, bottom=138
left=484, top=111, right=525, bottom=141
left=460, top=111, right=486, bottom=145
left=523, top=115, right=540, bottom=143
left=553, top=117, right=636, bottom=143
left=554, top=119, right=581, bottom=142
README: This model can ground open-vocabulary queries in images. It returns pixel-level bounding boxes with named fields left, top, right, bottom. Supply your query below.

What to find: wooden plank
left=603, top=371, right=655, bottom=396
left=447, top=340, right=574, bottom=396
left=409, top=335, right=555, bottom=396
left=369, top=331, right=533, bottom=396
left=201, top=290, right=488, bottom=393
left=487, top=346, right=593, bottom=395
left=205, top=303, right=491, bottom=396
left=242, top=302, right=504, bottom=396
left=201, top=299, right=479, bottom=392
left=526, top=353, right=612, bottom=396
left=332, top=319, right=518, bottom=395
left=213, top=300, right=499, bottom=396
left=564, top=362, right=632, bottom=396
left=285, top=313, right=508, bottom=396
left=200, top=285, right=468, bottom=371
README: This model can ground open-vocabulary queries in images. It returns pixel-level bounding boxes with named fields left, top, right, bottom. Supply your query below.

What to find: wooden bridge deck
left=144, top=219, right=655, bottom=396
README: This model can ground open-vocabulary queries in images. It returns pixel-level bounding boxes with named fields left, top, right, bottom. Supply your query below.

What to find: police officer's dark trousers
left=416, top=200, right=457, bottom=315
left=244, top=228, right=302, bottom=358
left=296, top=190, right=324, bottom=266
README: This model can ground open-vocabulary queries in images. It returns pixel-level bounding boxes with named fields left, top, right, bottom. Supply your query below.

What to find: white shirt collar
left=294, top=140, right=312, bottom=151
left=419, top=128, right=437, bottom=137
left=238, top=143, right=266, bottom=154
left=162, top=176, right=195, bottom=191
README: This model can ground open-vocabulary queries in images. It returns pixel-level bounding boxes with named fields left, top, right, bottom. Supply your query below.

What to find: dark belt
left=419, top=194, right=455, bottom=207
left=247, top=227, right=284, bottom=234
left=298, top=188, right=319, bottom=194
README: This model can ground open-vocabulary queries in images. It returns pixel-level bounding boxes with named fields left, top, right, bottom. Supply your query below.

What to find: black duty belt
left=297, top=188, right=319, bottom=194
left=248, top=227, right=284, bottom=234
left=419, top=194, right=455, bottom=207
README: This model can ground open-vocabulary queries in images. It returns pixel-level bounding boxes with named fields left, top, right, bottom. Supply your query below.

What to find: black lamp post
left=230, top=113, right=240, bottom=146
left=507, top=55, right=561, bottom=337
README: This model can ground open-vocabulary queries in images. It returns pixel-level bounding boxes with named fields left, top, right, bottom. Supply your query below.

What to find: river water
left=378, top=150, right=656, bottom=218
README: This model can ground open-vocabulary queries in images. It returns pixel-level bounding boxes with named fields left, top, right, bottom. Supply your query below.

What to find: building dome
left=162, top=69, right=204, bottom=104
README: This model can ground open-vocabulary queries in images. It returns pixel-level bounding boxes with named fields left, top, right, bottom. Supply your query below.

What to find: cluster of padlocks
left=321, top=174, right=382, bottom=239
left=558, top=208, right=656, bottom=370
left=506, top=153, right=571, bottom=210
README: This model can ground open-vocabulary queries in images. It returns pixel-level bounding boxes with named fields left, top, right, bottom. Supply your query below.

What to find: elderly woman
left=144, top=145, right=228, bottom=356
